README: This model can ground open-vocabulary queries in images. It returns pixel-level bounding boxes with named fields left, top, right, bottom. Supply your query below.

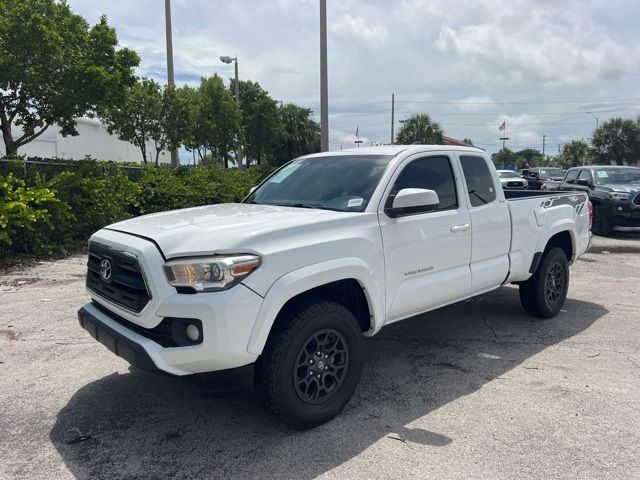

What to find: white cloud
left=435, top=1, right=640, bottom=86
left=455, top=96, right=497, bottom=111
left=331, top=14, right=389, bottom=46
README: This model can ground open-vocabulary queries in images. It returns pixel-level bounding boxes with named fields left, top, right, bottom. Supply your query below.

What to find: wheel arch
left=246, top=258, right=384, bottom=355
left=532, top=229, right=574, bottom=273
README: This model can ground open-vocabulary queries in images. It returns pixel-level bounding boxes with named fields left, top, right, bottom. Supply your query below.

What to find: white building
left=0, top=117, right=170, bottom=164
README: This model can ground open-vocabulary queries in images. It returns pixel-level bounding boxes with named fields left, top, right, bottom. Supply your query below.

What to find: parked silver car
left=497, top=170, right=528, bottom=189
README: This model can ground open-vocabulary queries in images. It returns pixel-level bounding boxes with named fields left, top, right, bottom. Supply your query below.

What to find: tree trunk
left=0, top=117, right=17, bottom=156
left=139, top=144, right=148, bottom=164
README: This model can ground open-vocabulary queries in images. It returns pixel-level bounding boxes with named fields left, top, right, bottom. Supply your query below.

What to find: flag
left=355, top=125, right=359, bottom=139
left=498, top=121, right=506, bottom=131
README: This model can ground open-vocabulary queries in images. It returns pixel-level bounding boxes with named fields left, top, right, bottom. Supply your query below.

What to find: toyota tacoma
left=78, top=146, right=592, bottom=427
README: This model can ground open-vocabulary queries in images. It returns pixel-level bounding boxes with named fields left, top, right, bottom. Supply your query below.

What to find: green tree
left=591, top=117, right=640, bottom=166
left=230, top=79, right=280, bottom=166
left=0, top=0, right=139, bottom=155
left=102, top=79, right=188, bottom=165
left=272, top=104, right=320, bottom=165
left=561, top=140, right=591, bottom=167
left=196, top=75, right=242, bottom=168
left=491, top=148, right=518, bottom=168
left=514, top=148, right=544, bottom=167
left=462, top=138, right=474, bottom=146
left=396, top=114, right=444, bottom=145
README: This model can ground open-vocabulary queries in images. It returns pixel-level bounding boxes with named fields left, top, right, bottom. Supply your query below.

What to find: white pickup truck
left=78, top=145, right=591, bottom=427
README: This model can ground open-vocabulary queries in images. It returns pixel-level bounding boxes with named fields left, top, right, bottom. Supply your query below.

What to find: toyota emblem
left=100, top=258, right=112, bottom=281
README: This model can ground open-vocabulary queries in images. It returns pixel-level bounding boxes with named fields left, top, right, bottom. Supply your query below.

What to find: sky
left=68, top=0, right=640, bottom=156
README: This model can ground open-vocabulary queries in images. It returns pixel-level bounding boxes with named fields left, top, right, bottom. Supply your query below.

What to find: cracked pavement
left=1, top=234, right=639, bottom=479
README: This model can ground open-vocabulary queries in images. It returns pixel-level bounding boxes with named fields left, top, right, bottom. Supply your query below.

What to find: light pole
left=164, top=0, right=178, bottom=166
left=588, top=112, right=600, bottom=163
left=319, top=0, right=329, bottom=151
left=220, top=55, right=243, bottom=168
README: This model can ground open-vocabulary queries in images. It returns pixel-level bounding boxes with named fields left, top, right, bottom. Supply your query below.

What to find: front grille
left=507, top=181, right=524, bottom=188
left=87, top=242, right=151, bottom=313
left=633, top=193, right=640, bottom=206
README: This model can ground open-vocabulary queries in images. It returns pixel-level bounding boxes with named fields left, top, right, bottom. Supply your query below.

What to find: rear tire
left=254, top=300, right=363, bottom=429
left=519, top=247, right=569, bottom=319
left=591, top=205, right=611, bottom=236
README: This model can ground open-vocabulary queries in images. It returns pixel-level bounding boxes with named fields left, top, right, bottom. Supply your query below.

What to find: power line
left=395, top=98, right=640, bottom=105
left=325, top=108, right=640, bottom=119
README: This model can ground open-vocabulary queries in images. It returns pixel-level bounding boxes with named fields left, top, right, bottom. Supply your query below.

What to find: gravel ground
left=1, top=234, right=639, bottom=479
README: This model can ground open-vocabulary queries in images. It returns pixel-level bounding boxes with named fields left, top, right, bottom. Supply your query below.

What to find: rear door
left=379, top=153, right=472, bottom=322
left=458, top=155, right=511, bottom=292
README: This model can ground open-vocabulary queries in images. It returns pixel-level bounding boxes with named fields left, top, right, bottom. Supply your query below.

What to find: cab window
left=577, top=170, right=592, bottom=184
left=564, top=170, right=579, bottom=184
left=389, top=156, right=458, bottom=212
left=460, top=155, right=497, bottom=207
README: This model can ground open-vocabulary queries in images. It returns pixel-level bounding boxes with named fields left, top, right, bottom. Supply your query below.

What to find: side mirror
left=386, top=188, right=439, bottom=218
left=576, top=179, right=591, bottom=188
left=249, top=186, right=258, bottom=194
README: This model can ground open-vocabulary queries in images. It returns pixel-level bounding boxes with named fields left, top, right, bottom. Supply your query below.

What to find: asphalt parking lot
left=1, top=234, right=639, bottom=479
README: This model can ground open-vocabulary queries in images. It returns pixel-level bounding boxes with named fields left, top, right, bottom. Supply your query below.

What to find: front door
left=379, top=154, right=472, bottom=323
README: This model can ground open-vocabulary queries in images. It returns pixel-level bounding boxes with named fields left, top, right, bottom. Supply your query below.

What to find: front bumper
left=607, top=203, right=640, bottom=227
left=79, top=282, right=264, bottom=375
left=78, top=305, right=158, bottom=371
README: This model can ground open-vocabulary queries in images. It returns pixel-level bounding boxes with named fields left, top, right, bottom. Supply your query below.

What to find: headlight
left=522, top=179, right=528, bottom=186
left=163, top=255, right=261, bottom=292
left=606, top=192, right=630, bottom=201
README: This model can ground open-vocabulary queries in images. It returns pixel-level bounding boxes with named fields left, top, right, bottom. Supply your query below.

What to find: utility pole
left=319, top=0, right=329, bottom=151
left=165, top=0, right=178, bottom=166
left=542, top=134, right=546, bottom=156
left=390, top=93, right=395, bottom=144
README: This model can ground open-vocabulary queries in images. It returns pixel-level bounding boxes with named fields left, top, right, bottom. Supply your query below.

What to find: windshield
left=538, top=168, right=564, bottom=180
left=498, top=171, right=520, bottom=178
left=244, top=155, right=393, bottom=212
left=594, top=168, right=640, bottom=185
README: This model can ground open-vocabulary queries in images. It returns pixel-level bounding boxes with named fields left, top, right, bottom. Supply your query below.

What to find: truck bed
left=503, top=189, right=590, bottom=283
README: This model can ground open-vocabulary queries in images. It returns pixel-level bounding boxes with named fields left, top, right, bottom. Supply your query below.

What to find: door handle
left=450, top=224, right=470, bottom=233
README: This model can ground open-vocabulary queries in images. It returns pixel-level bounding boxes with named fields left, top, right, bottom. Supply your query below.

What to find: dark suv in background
left=520, top=167, right=565, bottom=190
left=559, top=165, right=640, bottom=235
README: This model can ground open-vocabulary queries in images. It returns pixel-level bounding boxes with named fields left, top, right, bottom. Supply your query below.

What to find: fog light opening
left=169, top=318, right=203, bottom=346
left=186, top=323, right=200, bottom=342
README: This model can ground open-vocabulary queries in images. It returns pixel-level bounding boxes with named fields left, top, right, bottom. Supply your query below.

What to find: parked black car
left=559, top=165, right=640, bottom=235
left=520, top=167, right=565, bottom=190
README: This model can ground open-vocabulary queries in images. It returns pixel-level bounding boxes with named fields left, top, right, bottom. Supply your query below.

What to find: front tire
left=519, top=247, right=569, bottom=318
left=254, top=300, right=363, bottom=429
left=591, top=205, right=611, bottom=236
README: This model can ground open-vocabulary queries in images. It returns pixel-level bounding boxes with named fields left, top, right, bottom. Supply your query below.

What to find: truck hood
left=106, top=203, right=351, bottom=258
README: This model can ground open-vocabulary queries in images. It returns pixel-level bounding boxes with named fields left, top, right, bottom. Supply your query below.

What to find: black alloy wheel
left=293, top=328, right=349, bottom=404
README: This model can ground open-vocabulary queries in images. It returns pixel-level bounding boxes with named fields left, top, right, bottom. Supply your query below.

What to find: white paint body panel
left=81, top=145, right=591, bottom=374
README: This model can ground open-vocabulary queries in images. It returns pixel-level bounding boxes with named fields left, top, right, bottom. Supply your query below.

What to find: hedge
left=0, top=160, right=272, bottom=258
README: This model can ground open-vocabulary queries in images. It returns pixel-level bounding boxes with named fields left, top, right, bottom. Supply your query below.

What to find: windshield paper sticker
left=596, top=170, right=608, bottom=178
left=347, top=198, right=364, bottom=208
left=270, top=163, right=302, bottom=184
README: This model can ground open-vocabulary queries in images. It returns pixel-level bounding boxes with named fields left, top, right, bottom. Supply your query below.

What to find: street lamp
left=220, top=55, right=242, bottom=168
left=588, top=111, right=599, bottom=130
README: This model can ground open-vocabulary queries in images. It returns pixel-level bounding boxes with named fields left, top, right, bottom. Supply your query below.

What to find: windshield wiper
left=275, top=202, right=328, bottom=210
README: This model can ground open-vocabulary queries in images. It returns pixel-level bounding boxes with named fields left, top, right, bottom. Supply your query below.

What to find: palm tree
left=562, top=140, right=591, bottom=167
left=396, top=113, right=444, bottom=145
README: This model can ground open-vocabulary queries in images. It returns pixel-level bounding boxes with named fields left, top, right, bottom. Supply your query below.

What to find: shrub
left=0, top=174, right=72, bottom=255
left=1, top=159, right=274, bottom=258
left=48, top=170, right=141, bottom=239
